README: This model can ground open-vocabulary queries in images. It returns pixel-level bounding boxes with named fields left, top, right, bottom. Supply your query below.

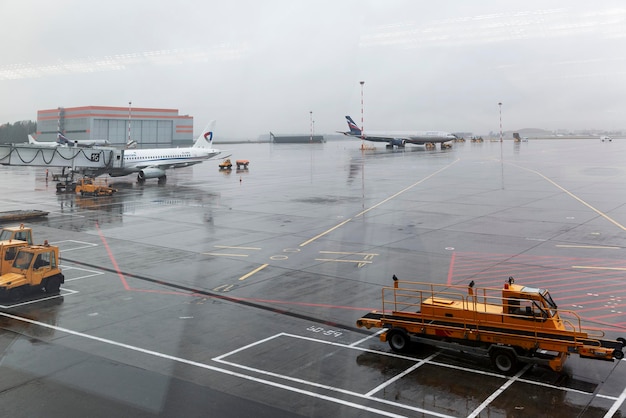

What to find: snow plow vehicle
left=0, top=242, right=64, bottom=302
left=357, top=276, right=625, bottom=373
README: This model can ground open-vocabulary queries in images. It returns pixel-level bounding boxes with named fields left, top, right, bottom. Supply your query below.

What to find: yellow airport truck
left=0, top=242, right=64, bottom=302
left=357, top=276, right=625, bottom=373
left=219, top=159, right=233, bottom=170
left=56, top=177, right=116, bottom=196
left=75, top=177, right=117, bottom=196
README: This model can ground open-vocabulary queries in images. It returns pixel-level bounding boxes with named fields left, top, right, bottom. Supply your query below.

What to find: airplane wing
left=403, top=135, right=456, bottom=145
left=133, top=161, right=204, bottom=171
left=344, top=133, right=409, bottom=147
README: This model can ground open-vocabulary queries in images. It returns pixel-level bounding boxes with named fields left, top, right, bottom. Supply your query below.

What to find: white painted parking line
left=604, top=383, right=626, bottom=418
left=0, top=313, right=407, bottom=418
left=0, top=288, right=78, bottom=308
left=59, top=265, right=105, bottom=282
left=0, top=305, right=621, bottom=417
left=216, top=332, right=623, bottom=415
left=349, top=329, right=385, bottom=347
left=364, top=354, right=437, bottom=397
left=53, top=239, right=99, bottom=252
left=467, top=364, right=531, bottom=418
left=215, top=333, right=455, bottom=417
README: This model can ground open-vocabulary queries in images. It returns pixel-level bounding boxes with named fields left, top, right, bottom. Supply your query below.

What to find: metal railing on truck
left=378, top=279, right=608, bottom=349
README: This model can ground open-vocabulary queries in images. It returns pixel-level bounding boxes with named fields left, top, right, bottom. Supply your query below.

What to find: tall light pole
left=360, top=81, right=366, bottom=208
left=360, top=81, right=365, bottom=143
left=128, top=101, right=132, bottom=145
left=498, top=102, right=503, bottom=143
left=309, top=111, right=313, bottom=143
left=498, top=102, right=504, bottom=189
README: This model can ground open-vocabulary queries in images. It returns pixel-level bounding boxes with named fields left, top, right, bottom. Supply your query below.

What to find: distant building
left=36, top=106, right=194, bottom=147
left=270, top=132, right=325, bottom=143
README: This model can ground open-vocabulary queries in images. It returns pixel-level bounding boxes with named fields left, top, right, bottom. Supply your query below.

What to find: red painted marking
left=93, top=223, right=375, bottom=310
left=447, top=251, right=626, bottom=330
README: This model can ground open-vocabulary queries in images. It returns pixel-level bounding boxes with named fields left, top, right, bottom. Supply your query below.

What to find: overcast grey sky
left=2, top=1, right=626, bottom=138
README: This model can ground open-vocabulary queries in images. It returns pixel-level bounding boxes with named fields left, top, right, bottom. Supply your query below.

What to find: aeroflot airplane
left=104, top=120, right=222, bottom=183
left=340, top=115, right=457, bottom=147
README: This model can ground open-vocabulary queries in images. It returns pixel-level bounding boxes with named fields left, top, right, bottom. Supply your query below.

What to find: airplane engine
left=391, top=138, right=406, bottom=147
left=138, top=168, right=166, bottom=180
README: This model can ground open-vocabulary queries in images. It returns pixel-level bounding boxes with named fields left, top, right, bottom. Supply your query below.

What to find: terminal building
left=36, top=106, right=194, bottom=147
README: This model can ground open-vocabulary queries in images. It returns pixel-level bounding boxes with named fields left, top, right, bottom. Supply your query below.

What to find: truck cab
left=0, top=239, right=29, bottom=275
left=502, top=282, right=559, bottom=321
left=0, top=225, right=33, bottom=245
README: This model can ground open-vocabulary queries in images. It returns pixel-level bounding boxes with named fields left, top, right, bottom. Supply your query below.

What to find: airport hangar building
left=36, top=106, right=194, bottom=147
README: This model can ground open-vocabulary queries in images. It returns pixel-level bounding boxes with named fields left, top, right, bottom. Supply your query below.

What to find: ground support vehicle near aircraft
left=75, top=177, right=117, bottom=196
left=0, top=242, right=64, bottom=302
left=236, top=159, right=249, bottom=169
left=55, top=179, right=76, bottom=193
left=356, top=277, right=625, bottom=373
left=56, top=177, right=116, bottom=196
left=219, top=159, right=233, bottom=170
left=219, top=159, right=249, bottom=170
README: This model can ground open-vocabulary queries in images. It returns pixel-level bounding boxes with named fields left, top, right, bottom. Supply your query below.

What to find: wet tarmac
left=1, top=138, right=626, bottom=417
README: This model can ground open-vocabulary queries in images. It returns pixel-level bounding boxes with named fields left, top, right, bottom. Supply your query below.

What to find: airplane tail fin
left=28, top=135, right=37, bottom=144
left=345, top=116, right=362, bottom=136
left=57, top=131, right=72, bottom=145
left=193, top=121, right=216, bottom=149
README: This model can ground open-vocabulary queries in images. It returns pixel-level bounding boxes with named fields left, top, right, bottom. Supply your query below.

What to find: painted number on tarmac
left=306, top=325, right=342, bottom=337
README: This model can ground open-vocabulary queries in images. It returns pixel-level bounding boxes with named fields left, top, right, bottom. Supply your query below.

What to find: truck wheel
left=387, top=329, right=411, bottom=353
left=8, top=287, right=25, bottom=302
left=490, top=349, right=517, bottom=374
left=45, top=276, right=62, bottom=294
left=614, top=349, right=624, bottom=360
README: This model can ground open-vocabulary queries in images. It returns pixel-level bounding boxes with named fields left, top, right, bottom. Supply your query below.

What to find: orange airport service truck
left=0, top=242, right=64, bottom=302
left=357, top=276, right=625, bottom=373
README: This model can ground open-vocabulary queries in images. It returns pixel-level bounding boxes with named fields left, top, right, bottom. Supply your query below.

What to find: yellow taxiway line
left=239, top=264, right=269, bottom=281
